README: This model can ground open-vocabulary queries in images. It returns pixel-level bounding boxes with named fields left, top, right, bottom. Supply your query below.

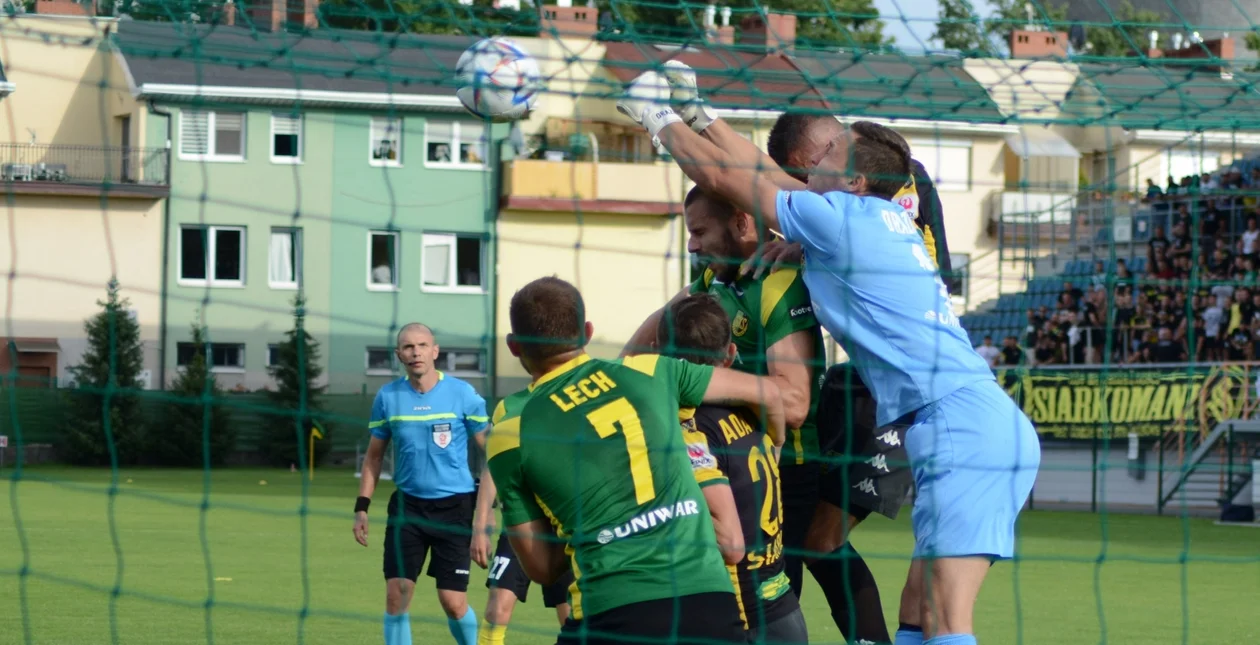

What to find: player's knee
left=385, top=578, right=415, bottom=614
left=436, top=589, right=469, bottom=619
left=483, top=592, right=516, bottom=625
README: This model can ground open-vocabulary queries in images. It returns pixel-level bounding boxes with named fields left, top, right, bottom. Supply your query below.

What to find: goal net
left=0, top=1, right=1256, bottom=644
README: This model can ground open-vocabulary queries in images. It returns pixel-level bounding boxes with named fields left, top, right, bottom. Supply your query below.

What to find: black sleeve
left=692, top=406, right=732, bottom=476
left=911, top=159, right=954, bottom=288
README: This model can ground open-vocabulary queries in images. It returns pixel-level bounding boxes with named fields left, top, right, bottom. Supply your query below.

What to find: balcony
left=0, top=143, right=169, bottom=198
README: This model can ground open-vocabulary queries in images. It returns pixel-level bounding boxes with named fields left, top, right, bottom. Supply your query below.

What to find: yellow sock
left=477, top=623, right=507, bottom=645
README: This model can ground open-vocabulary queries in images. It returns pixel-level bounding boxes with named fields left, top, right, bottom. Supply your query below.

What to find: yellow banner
left=996, top=365, right=1252, bottom=438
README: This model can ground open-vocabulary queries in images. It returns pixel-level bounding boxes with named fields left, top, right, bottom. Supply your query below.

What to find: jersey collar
left=529, top=354, right=591, bottom=391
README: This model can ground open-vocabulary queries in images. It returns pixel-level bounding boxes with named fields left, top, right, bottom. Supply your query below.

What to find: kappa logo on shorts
left=432, top=423, right=453, bottom=448
left=866, top=453, right=889, bottom=473
left=854, top=478, right=877, bottom=495
left=877, top=429, right=902, bottom=447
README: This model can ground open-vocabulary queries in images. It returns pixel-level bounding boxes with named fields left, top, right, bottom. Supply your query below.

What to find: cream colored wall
left=495, top=210, right=685, bottom=385
left=513, top=37, right=620, bottom=138
left=0, top=196, right=164, bottom=384
left=0, top=17, right=138, bottom=148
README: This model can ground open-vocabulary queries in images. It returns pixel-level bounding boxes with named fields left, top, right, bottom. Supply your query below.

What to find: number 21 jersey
left=485, top=353, right=734, bottom=620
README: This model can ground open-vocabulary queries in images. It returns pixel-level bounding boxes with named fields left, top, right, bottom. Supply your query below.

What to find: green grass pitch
left=1, top=467, right=1257, bottom=644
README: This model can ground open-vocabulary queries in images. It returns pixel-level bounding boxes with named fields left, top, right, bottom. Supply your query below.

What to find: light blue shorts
left=907, top=380, right=1041, bottom=560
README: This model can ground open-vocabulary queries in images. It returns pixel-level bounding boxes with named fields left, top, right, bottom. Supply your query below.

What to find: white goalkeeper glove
left=662, top=60, right=718, bottom=134
left=616, top=71, right=682, bottom=140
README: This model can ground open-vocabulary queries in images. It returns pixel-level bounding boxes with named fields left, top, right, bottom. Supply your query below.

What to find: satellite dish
left=1068, top=24, right=1087, bottom=51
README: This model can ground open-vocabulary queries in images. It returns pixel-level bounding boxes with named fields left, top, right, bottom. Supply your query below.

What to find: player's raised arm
left=622, top=284, right=693, bottom=357
left=616, top=72, right=800, bottom=236
left=668, top=352, right=786, bottom=448
left=661, top=61, right=799, bottom=190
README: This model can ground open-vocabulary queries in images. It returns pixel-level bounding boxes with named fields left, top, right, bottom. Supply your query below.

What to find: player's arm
left=503, top=518, right=568, bottom=585
left=685, top=423, right=744, bottom=565
left=622, top=284, right=693, bottom=357
left=354, top=395, right=391, bottom=547
left=670, top=356, right=787, bottom=449
left=766, top=330, right=815, bottom=430
left=486, top=420, right=568, bottom=585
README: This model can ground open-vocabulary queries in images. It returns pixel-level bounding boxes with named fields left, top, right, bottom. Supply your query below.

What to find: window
left=271, top=113, right=302, bottom=162
left=268, top=228, right=302, bottom=289
left=910, top=139, right=972, bottom=192
left=425, top=121, right=486, bottom=168
left=422, top=233, right=484, bottom=292
left=368, top=231, right=400, bottom=290
left=437, top=348, right=485, bottom=376
left=370, top=116, right=403, bottom=166
left=266, top=343, right=280, bottom=367
left=366, top=347, right=397, bottom=375
left=179, top=226, right=245, bottom=287
left=179, top=110, right=245, bottom=161
left=176, top=342, right=245, bottom=372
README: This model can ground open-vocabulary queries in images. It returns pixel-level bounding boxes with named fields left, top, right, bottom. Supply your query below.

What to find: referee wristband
left=354, top=496, right=371, bottom=514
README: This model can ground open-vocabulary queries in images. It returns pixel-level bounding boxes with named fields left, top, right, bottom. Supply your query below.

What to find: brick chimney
left=1159, top=35, right=1234, bottom=70
left=741, top=12, right=796, bottom=52
left=218, top=0, right=237, bottom=26
left=1009, top=29, right=1068, bottom=58
left=33, top=0, right=94, bottom=16
left=249, top=0, right=318, bottom=32
left=705, top=5, right=735, bottom=46
left=539, top=4, right=599, bottom=38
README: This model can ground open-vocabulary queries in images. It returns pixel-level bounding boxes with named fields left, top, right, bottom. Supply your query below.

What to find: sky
left=874, top=0, right=998, bottom=51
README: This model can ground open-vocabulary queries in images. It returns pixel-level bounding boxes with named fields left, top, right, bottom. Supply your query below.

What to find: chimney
left=1158, top=35, right=1234, bottom=71
left=1009, top=28, right=1067, bottom=58
left=287, top=0, right=318, bottom=30
left=539, top=4, right=599, bottom=37
left=218, top=0, right=237, bottom=26
left=740, top=12, right=797, bottom=52
left=249, top=0, right=318, bottom=31
left=33, top=0, right=94, bottom=16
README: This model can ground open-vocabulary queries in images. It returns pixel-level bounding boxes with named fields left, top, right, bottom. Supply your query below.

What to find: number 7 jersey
left=485, top=353, right=735, bottom=621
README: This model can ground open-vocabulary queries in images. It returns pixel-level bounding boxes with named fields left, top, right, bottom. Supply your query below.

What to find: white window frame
left=367, top=230, right=401, bottom=292
left=267, top=227, right=302, bottom=290
left=265, top=343, right=281, bottom=367
left=270, top=113, right=303, bottom=164
left=178, top=110, right=246, bottom=162
left=365, top=346, right=397, bottom=376
left=178, top=225, right=246, bottom=288
left=437, top=348, right=486, bottom=377
left=421, top=232, right=485, bottom=294
left=369, top=116, right=404, bottom=167
left=423, top=120, right=487, bottom=170
left=177, top=341, right=246, bottom=374
left=909, top=138, right=972, bottom=192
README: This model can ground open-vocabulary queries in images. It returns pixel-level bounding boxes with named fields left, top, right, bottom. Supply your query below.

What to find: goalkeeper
left=618, top=71, right=1041, bottom=645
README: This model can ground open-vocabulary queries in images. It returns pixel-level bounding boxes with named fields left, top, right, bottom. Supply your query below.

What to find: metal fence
left=0, top=143, right=169, bottom=186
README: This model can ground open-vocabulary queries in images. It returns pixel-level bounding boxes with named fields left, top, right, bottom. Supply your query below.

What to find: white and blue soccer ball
left=455, top=37, right=542, bottom=123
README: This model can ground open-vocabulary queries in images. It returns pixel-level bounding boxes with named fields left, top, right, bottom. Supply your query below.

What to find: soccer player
left=622, top=185, right=829, bottom=632
left=354, top=323, right=491, bottom=645
left=658, top=293, right=808, bottom=644
left=471, top=392, right=575, bottom=645
left=486, top=276, right=785, bottom=645
left=617, top=72, right=1041, bottom=645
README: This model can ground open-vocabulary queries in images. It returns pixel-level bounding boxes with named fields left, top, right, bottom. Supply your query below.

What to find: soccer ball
left=455, top=37, right=542, bottom=123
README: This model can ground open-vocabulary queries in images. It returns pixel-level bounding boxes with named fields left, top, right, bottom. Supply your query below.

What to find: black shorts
left=556, top=592, right=744, bottom=645
left=486, top=532, right=574, bottom=607
left=815, top=364, right=913, bottom=521
left=382, top=490, right=473, bottom=591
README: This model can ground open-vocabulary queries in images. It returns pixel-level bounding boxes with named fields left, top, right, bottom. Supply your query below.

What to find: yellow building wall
left=0, top=16, right=139, bottom=148
left=0, top=17, right=162, bottom=384
left=495, top=210, right=685, bottom=389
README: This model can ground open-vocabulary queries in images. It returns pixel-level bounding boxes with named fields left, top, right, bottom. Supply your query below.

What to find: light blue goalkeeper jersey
left=775, top=189, right=995, bottom=426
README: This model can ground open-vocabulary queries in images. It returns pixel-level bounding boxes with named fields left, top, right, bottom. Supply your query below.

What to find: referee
left=354, top=323, right=491, bottom=645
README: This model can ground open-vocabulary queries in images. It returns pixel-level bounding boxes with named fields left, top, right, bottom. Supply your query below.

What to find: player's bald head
left=657, top=294, right=732, bottom=366
left=396, top=322, right=435, bottom=348
left=509, top=276, right=587, bottom=362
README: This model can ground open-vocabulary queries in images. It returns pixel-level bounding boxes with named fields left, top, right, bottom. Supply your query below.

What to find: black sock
left=808, top=543, right=891, bottom=644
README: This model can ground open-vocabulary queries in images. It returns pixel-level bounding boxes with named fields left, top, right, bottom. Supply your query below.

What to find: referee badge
left=732, top=310, right=749, bottom=337
left=432, top=423, right=453, bottom=449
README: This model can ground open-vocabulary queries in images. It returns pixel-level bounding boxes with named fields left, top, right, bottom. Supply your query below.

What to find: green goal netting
left=2, top=1, right=1259, bottom=644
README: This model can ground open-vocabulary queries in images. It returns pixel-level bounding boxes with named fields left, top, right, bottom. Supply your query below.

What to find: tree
left=1082, top=1, right=1168, bottom=58
left=150, top=318, right=234, bottom=466
left=934, top=0, right=1068, bottom=55
left=62, top=279, right=146, bottom=466
left=260, top=294, right=331, bottom=468
left=319, top=0, right=538, bottom=36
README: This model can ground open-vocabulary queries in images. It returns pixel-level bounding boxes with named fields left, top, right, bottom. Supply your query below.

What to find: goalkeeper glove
left=662, top=60, right=718, bottom=134
left=615, top=71, right=682, bottom=140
